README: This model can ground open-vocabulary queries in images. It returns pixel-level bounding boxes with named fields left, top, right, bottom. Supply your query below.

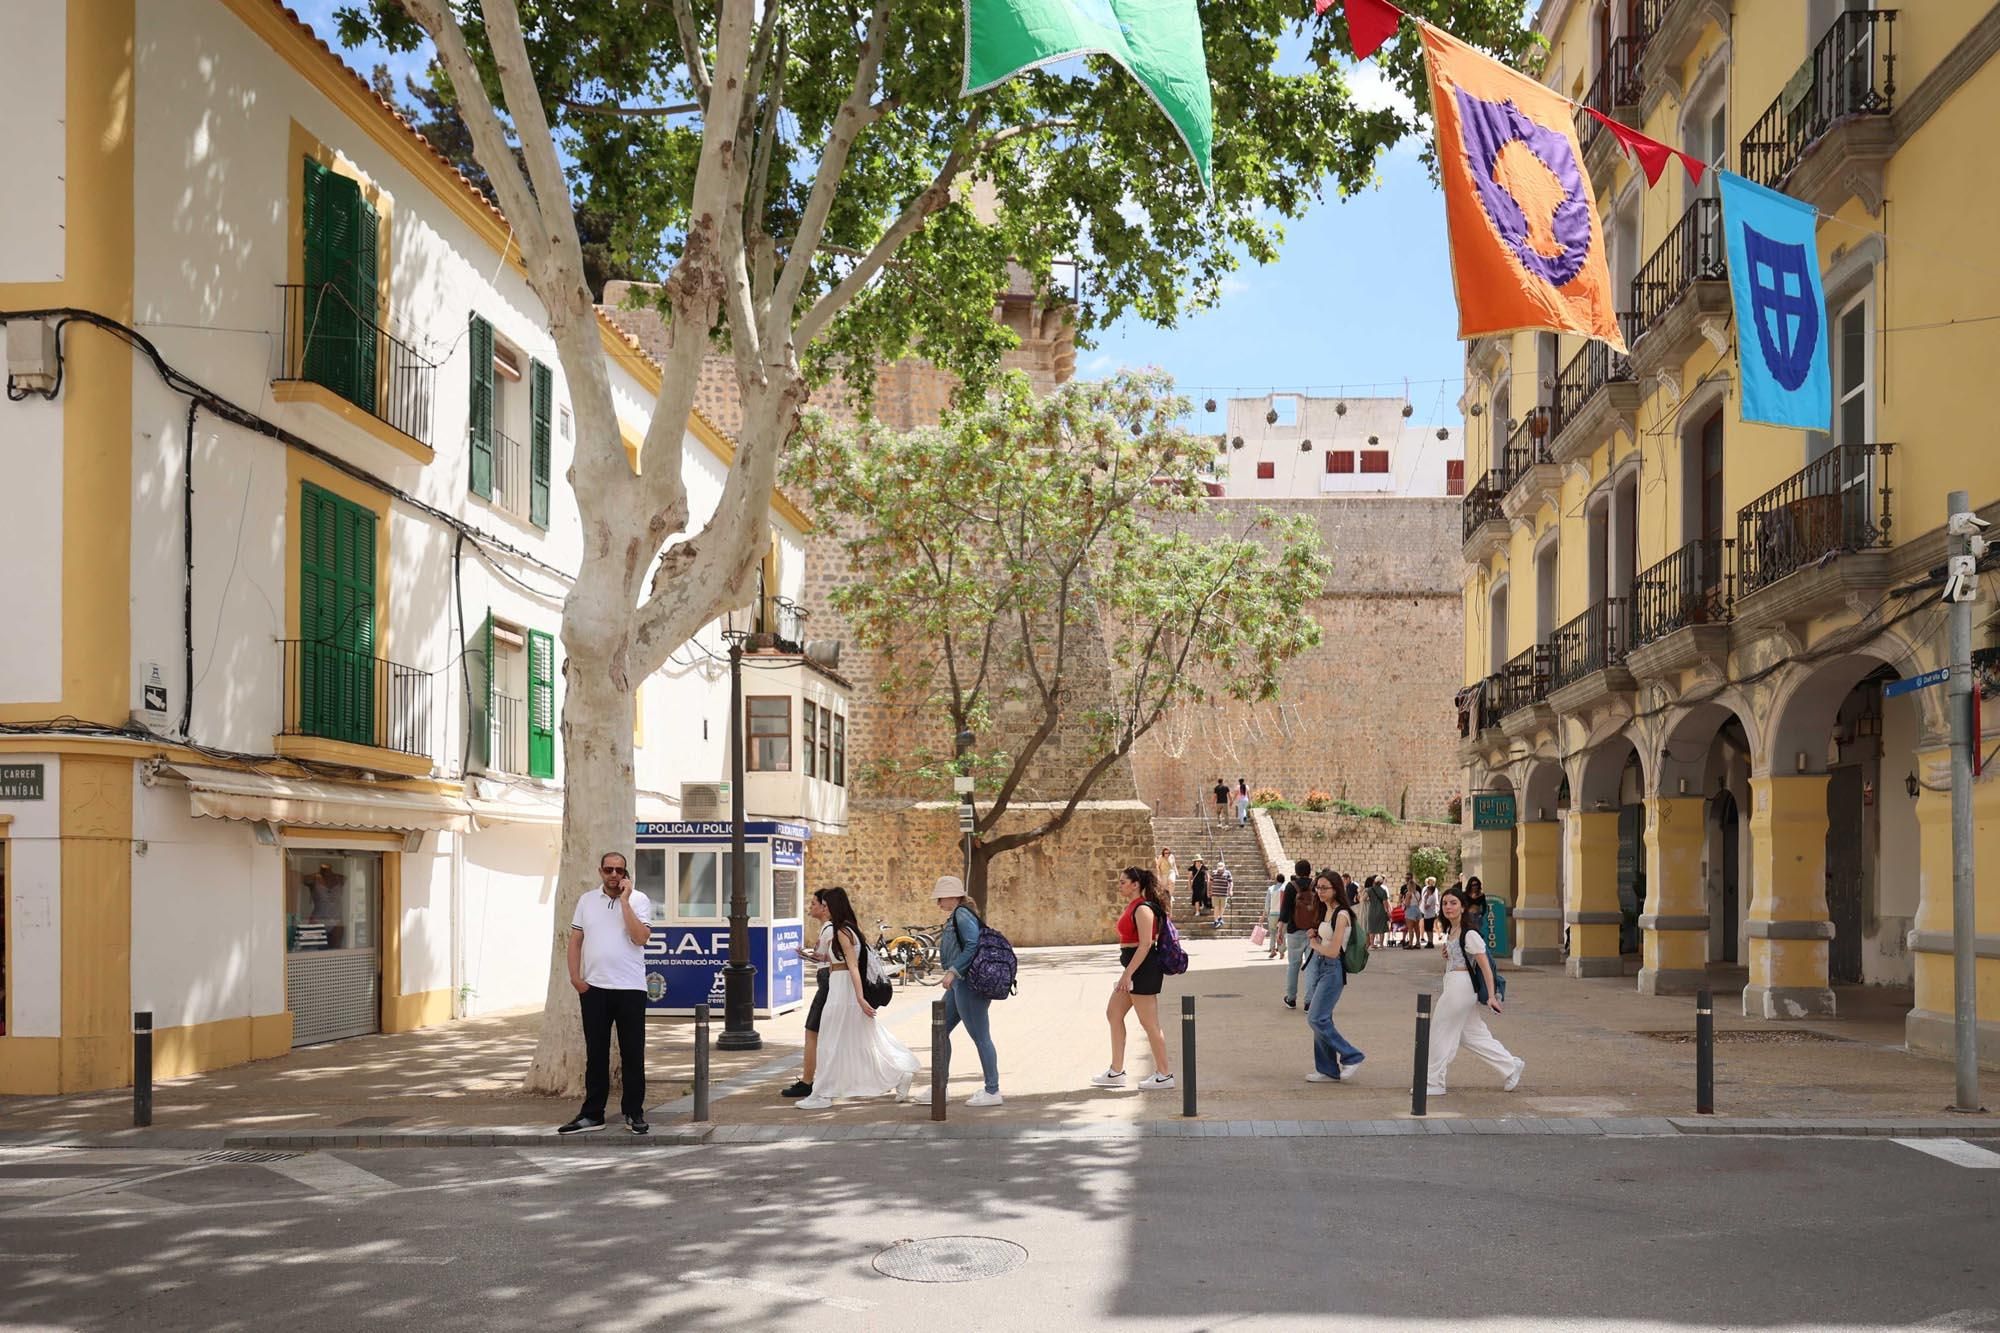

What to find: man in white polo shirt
left=558, top=850, right=654, bottom=1135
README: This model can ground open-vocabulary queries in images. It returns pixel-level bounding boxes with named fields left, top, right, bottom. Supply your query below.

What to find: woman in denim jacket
left=934, top=875, right=1003, bottom=1107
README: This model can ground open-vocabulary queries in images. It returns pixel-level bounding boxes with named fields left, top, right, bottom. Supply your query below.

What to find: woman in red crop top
left=1091, top=867, right=1175, bottom=1091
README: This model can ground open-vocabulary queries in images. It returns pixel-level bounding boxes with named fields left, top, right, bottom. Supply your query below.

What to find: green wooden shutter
left=529, top=358, right=552, bottom=529
left=527, top=629, right=556, bottom=778
left=468, top=613, right=493, bottom=769
left=301, top=159, right=342, bottom=396
left=468, top=315, right=494, bottom=498
left=299, top=483, right=376, bottom=746
left=350, top=196, right=379, bottom=416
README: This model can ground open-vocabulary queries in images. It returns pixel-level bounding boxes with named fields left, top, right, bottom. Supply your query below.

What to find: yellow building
left=1457, top=0, right=2000, bottom=1063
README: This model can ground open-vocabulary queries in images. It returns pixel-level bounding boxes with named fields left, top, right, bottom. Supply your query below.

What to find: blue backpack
left=954, top=906, right=1019, bottom=1000
left=1155, top=914, right=1190, bottom=976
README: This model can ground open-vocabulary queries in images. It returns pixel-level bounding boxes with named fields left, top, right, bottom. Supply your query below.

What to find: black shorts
left=1120, top=946, right=1165, bottom=997
left=804, top=968, right=830, bottom=1033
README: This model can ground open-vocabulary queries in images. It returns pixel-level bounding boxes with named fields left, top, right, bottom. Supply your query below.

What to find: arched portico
left=1640, top=700, right=1759, bottom=995
left=1564, top=732, right=1646, bottom=977
left=1513, top=758, right=1566, bottom=965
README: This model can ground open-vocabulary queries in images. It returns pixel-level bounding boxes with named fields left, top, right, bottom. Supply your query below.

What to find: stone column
left=1639, top=796, right=1710, bottom=995
left=1472, top=827, right=1515, bottom=906
left=1744, top=774, right=1835, bottom=1019
left=1564, top=810, right=1624, bottom=977
left=1513, top=820, right=1563, bottom=965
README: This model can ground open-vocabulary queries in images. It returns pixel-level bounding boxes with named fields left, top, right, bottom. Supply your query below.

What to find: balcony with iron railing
left=277, top=284, right=438, bottom=450
left=1630, top=537, right=1731, bottom=659
left=1502, top=406, right=1564, bottom=521
left=1491, top=644, right=1554, bottom=724
left=1626, top=198, right=1729, bottom=378
left=1735, top=444, right=1895, bottom=611
left=1580, top=34, right=1649, bottom=185
left=489, top=429, right=532, bottom=524
left=1740, top=10, right=1897, bottom=209
left=1546, top=325, right=1638, bottom=465
left=1461, top=470, right=1510, bottom=561
left=279, top=639, right=435, bottom=774
left=489, top=691, right=528, bottom=775
left=1548, top=597, right=1634, bottom=698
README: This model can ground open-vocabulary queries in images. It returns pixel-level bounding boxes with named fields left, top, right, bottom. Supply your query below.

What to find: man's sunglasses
left=600, top=866, right=628, bottom=877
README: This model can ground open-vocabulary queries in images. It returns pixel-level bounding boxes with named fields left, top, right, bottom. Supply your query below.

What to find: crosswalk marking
left=1894, top=1137, right=2000, bottom=1169
left=263, top=1153, right=399, bottom=1197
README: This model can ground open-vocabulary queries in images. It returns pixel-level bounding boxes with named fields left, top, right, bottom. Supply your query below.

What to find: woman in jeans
left=933, top=875, right=1003, bottom=1108
left=1091, top=866, right=1176, bottom=1091
left=1301, top=870, right=1365, bottom=1083
left=1426, top=888, right=1525, bottom=1097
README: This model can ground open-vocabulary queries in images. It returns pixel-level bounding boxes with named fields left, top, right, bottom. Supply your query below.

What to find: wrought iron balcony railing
left=1629, top=198, right=1725, bottom=343
left=1736, top=443, right=1895, bottom=597
left=1548, top=597, right=1632, bottom=693
left=1462, top=470, right=1508, bottom=544
left=280, top=639, right=434, bottom=758
left=1740, top=9, right=1897, bottom=188
left=1579, top=34, right=1648, bottom=149
left=1553, top=329, right=1636, bottom=428
left=1491, top=644, right=1554, bottom=721
left=277, top=284, right=438, bottom=447
left=1503, top=407, right=1560, bottom=487
left=1631, top=537, right=1730, bottom=649
left=490, top=691, right=527, bottom=774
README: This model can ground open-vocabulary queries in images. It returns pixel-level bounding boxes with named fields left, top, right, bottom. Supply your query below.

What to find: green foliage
left=784, top=370, right=1328, bottom=850
left=334, top=0, right=1535, bottom=388
left=1408, top=845, right=1454, bottom=884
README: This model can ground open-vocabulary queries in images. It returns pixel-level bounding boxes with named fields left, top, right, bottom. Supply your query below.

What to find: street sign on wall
left=0, top=764, right=44, bottom=800
left=1471, top=792, right=1516, bottom=830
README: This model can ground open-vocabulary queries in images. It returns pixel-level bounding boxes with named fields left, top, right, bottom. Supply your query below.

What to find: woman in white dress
left=797, top=886, right=920, bottom=1110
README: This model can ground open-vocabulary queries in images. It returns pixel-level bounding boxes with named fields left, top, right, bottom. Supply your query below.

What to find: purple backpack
left=954, top=907, right=1019, bottom=1000
left=1155, top=916, right=1190, bottom=976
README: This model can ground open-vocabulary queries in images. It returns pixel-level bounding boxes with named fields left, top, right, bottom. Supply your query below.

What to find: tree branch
left=670, top=0, right=712, bottom=111
left=746, top=21, right=788, bottom=311
left=559, top=98, right=701, bottom=117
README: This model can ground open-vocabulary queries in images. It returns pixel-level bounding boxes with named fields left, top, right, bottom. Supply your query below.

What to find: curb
left=219, top=1125, right=714, bottom=1149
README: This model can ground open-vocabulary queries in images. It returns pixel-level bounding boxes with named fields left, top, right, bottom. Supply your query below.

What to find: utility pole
left=1944, top=491, right=1983, bottom=1112
left=719, top=634, right=760, bottom=1051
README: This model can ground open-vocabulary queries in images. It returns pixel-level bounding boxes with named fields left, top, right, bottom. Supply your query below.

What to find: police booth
left=632, top=820, right=808, bottom=1017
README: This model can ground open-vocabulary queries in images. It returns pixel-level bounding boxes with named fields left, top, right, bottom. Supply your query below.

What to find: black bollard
left=1181, top=995, right=1197, bottom=1118
left=931, top=1000, right=948, bottom=1122
left=692, top=1004, right=711, bottom=1123
left=1411, top=993, right=1432, bottom=1118
left=1695, top=987, right=1714, bottom=1115
left=133, top=1010, right=153, bottom=1128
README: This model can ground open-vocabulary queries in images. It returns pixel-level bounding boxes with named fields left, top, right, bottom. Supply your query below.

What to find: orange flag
left=1419, top=23, right=1625, bottom=351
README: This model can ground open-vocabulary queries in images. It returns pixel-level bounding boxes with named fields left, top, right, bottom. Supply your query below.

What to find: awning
left=160, top=763, right=473, bottom=834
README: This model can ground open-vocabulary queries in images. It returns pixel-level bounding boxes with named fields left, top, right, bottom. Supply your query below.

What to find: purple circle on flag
left=1453, top=88, right=1594, bottom=288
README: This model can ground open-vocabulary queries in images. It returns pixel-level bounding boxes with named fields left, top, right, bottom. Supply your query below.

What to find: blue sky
left=299, top=2, right=1464, bottom=433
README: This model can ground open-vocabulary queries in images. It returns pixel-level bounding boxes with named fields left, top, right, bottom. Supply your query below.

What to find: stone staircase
left=1149, top=813, right=1273, bottom=936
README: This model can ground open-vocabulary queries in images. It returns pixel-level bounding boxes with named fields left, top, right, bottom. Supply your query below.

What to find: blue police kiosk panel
left=634, top=820, right=807, bottom=1017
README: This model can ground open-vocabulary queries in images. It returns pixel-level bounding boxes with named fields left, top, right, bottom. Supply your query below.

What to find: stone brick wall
left=805, top=801, right=1154, bottom=946
left=1265, top=810, right=1462, bottom=883
left=1127, top=496, right=1463, bottom=824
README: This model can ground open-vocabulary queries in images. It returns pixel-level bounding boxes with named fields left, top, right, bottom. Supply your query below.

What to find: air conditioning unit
left=680, top=781, right=733, bottom=821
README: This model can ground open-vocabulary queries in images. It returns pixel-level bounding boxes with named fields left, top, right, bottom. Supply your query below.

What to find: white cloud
left=1345, top=63, right=1417, bottom=120
left=1082, top=353, right=1115, bottom=377
left=1220, top=275, right=1250, bottom=297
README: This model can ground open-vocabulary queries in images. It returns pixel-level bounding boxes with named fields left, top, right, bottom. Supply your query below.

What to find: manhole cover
left=1637, top=1029, right=1848, bottom=1045
left=872, top=1236, right=1026, bottom=1283
left=193, top=1149, right=302, bottom=1164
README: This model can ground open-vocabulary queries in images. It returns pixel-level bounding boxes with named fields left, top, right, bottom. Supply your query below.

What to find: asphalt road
left=1, top=1134, right=1996, bottom=1331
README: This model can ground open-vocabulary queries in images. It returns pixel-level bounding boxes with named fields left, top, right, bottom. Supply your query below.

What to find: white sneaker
left=1503, top=1059, right=1525, bottom=1092
left=1138, top=1073, right=1177, bottom=1091
left=1089, top=1069, right=1128, bottom=1088
left=1305, top=1072, right=1337, bottom=1083
left=895, top=1073, right=915, bottom=1103
left=797, top=1094, right=834, bottom=1110
left=966, top=1089, right=1004, bottom=1108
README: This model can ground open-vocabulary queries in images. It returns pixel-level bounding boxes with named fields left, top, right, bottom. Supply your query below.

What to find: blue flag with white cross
left=1717, top=170, right=1832, bottom=430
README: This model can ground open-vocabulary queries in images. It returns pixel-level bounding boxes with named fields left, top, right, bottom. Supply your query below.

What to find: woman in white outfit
left=798, top=886, right=919, bottom=1110
left=1426, top=888, right=1525, bottom=1098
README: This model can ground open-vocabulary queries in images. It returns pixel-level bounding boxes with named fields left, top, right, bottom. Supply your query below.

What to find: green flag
left=964, top=0, right=1213, bottom=189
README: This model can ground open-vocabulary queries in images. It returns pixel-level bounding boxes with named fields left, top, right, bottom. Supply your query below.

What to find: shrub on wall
left=1446, top=795, right=1464, bottom=825
left=1409, top=845, right=1454, bottom=884
left=1252, top=787, right=1290, bottom=809
left=1303, top=789, right=1333, bottom=812
left=1332, top=798, right=1396, bottom=822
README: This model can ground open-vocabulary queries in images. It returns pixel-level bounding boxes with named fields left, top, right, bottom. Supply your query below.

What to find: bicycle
left=874, top=920, right=943, bottom=984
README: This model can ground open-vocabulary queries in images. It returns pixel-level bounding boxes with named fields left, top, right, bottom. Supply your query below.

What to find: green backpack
left=1341, top=906, right=1370, bottom=975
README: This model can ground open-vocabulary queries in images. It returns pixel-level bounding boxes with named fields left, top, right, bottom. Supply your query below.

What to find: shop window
left=1361, top=450, right=1390, bottom=473
left=747, top=696, right=791, bottom=770
left=1255, top=460, right=1275, bottom=480
left=1327, top=451, right=1355, bottom=474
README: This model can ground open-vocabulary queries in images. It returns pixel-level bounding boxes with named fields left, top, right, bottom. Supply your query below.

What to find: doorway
left=1712, top=790, right=1740, bottom=964
left=285, top=848, right=384, bottom=1045
left=1826, top=766, right=1865, bottom=984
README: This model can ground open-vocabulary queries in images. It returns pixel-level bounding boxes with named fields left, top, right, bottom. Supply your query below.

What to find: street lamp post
left=955, top=727, right=976, bottom=905
left=718, top=634, right=761, bottom=1050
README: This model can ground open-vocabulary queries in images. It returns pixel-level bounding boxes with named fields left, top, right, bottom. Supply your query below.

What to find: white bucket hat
left=933, top=875, right=966, bottom=901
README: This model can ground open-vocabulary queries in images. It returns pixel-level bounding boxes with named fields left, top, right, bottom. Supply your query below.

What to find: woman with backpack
left=1426, top=887, right=1525, bottom=1098
left=1091, top=866, right=1176, bottom=1091
left=933, top=875, right=1003, bottom=1108
left=1301, top=870, right=1366, bottom=1082
left=796, top=887, right=920, bottom=1110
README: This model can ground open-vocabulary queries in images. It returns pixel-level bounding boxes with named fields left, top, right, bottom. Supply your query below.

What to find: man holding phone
left=558, top=851, right=654, bottom=1135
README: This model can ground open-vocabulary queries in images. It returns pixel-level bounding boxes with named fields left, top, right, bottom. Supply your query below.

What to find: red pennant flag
left=1316, top=0, right=1402, bottom=61
left=1585, top=108, right=1708, bottom=187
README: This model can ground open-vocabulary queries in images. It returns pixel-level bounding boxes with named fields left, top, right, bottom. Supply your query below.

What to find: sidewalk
left=2, top=936, right=1991, bottom=1146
